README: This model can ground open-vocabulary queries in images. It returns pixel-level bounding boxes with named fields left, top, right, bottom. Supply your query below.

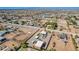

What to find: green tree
left=21, top=43, right=28, bottom=48
left=14, top=21, right=19, bottom=24
left=21, top=21, right=26, bottom=25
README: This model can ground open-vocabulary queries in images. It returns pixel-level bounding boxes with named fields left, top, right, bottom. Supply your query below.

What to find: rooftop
left=0, top=37, right=5, bottom=41
left=34, top=40, right=44, bottom=48
left=0, top=31, right=7, bottom=36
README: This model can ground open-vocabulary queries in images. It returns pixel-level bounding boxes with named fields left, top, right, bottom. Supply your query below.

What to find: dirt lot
left=4, top=32, right=17, bottom=39
left=1, top=41, right=20, bottom=48
left=47, top=32, right=75, bottom=51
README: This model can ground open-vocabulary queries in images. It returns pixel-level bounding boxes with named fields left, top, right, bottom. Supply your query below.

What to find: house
left=40, top=31, right=47, bottom=38
left=5, top=25, right=13, bottom=29
left=59, top=33, right=67, bottom=42
left=0, top=31, right=7, bottom=36
left=33, top=40, right=46, bottom=50
left=7, top=29, right=14, bottom=32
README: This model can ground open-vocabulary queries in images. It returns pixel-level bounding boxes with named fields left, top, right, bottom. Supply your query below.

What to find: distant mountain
left=0, top=7, right=79, bottom=10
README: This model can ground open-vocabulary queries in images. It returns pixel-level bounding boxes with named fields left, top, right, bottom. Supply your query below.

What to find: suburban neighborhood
left=0, top=8, right=79, bottom=51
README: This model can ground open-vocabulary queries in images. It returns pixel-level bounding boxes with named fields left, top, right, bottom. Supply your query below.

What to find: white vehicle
left=35, top=36, right=39, bottom=39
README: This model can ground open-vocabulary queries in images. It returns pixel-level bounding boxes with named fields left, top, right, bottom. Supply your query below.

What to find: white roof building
left=34, top=41, right=44, bottom=49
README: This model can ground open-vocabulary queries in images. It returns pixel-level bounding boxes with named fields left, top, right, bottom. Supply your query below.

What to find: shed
left=59, top=33, right=67, bottom=42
